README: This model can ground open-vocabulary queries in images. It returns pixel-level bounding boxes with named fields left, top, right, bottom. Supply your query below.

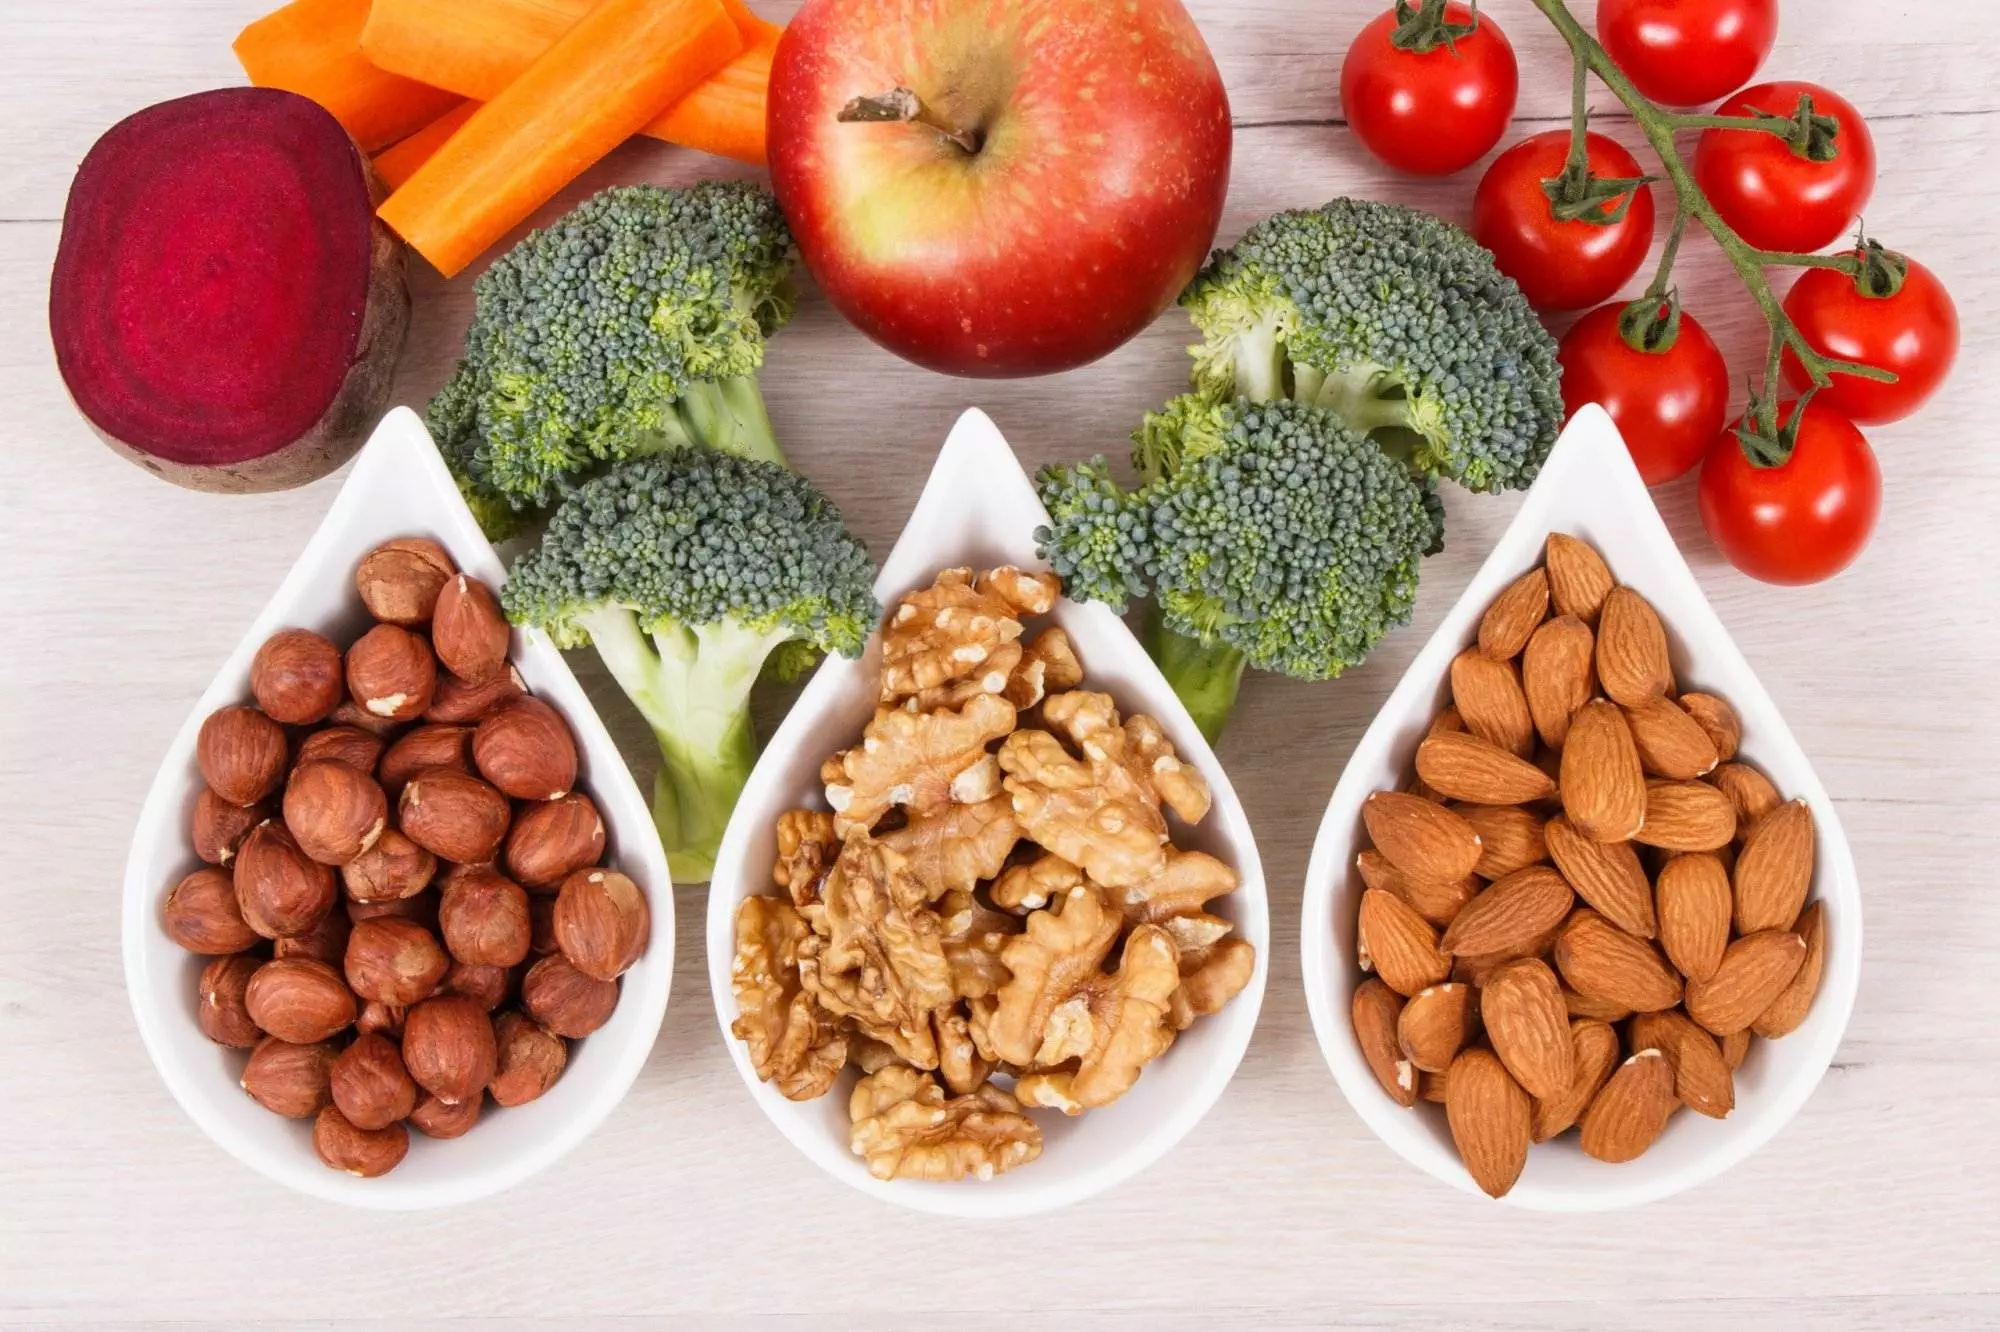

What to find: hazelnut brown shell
left=345, top=624, right=437, bottom=722
left=197, top=705, right=288, bottom=806
left=553, top=868, right=649, bottom=981
left=341, top=828, right=437, bottom=904
left=355, top=537, right=455, bottom=626
left=489, top=1011, right=567, bottom=1107
left=505, top=792, right=605, bottom=891
left=250, top=628, right=345, bottom=725
left=240, top=1037, right=336, bottom=1118
left=402, top=994, right=498, bottom=1106
left=440, top=867, right=532, bottom=968
left=521, top=954, right=618, bottom=1038
left=398, top=767, right=510, bottom=864
left=474, top=696, right=577, bottom=800
left=343, top=915, right=449, bottom=1006
left=164, top=866, right=260, bottom=954
left=196, top=954, right=263, bottom=1048
left=330, top=1032, right=418, bottom=1131
left=312, top=1106, right=409, bottom=1176
left=234, top=821, right=336, bottom=940
left=432, top=574, right=510, bottom=684
left=191, top=788, right=265, bottom=866
left=283, top=760, right=388, bottom=866
left=244, top=957, right=357, bottom=1044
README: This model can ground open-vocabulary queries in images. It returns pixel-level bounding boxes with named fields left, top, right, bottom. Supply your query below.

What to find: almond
left=1522, top=615, right=1596, bottom=749
left=1445, top=1048, right=1533, bottom=1199
left=1453, top=933, right=1560, bottom=986
left=1655, top=852, right=1732, bottom=983
left=1685, top=930, right=1807, bottom=1035
left=1356, top=850, right=1477, bottom=928
left=1559, top=702, right=1646, bottom=842
left=1721, top=1027, right=1751, bottom=1069
left=1624, top=695, right=1720, bottom=780
left=1579, top=1048, right=1676, bottom=1162
left=1531, top=1018, right=1619, bottom=1141
left=1351, top=978, right=1416, bottom=1108
left=1439, top=866, right=1574, bottom=960
left=1454, top=804, right=1546, bottom=881
left=1679, top=692, right=1741, bottom=762
left=1752, top=901, right=1826, bottom=1038
left=1418, top=1069, right=1449, bottom=1103
left=1478, top=567, right=1550, bottom=661
left=1451, top=650, right=1535, bottom=758
left=1672, top=1022, right=1735, bottom=1118
left=1397, top=982, right=1477, bottom=1073
left=1358, top=888, right=1451, bottom=997
left=1416, top=730, right=1556, bottom=806
left=1709, top=761, right=1781, bottom=841
left=1628, top=1008, right=1701, bottom=1067
left=1545, top=534, right=1614, bottom=623
left=1481, top=959, right=1574, bottom=1101
left=1562, top=984, right=1632, bottom=1024
left=1596, top=586, right=1675, bottom=707
left=1554, top=909, right=1682, bottom=1013
left=1635, top=779, right=1737, bottom=852
left=1361, top=791, right=1483, bottom=884
left=1543, top=814, right=1655, bottom=937
left=1734, top=799, right=1815, bottom=933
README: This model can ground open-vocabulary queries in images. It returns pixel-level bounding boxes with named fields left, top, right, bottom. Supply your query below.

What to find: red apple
left=768, top=0, right=1233, bottom=379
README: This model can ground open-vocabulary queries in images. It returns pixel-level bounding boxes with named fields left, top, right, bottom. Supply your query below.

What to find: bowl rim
left=120, top=408, right=675, bottom=1210
left=1299, top=405, right=1863, bottom=1212
left=703, top=407, right=1271, bottom=1219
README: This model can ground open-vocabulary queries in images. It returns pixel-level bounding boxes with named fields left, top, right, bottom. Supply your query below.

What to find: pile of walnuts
left=729, top=567, right=1256, bottom=1183
left=164, top=537, right=648, bottom=1178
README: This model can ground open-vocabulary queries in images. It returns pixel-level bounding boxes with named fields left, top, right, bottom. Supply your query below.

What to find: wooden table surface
left=4, top=0, right=1996, bottom=1326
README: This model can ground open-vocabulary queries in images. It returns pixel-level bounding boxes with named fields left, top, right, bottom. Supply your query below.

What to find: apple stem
left=836, top=87, right=982, bottom=154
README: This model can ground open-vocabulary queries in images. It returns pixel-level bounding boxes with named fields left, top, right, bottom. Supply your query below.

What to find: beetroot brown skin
left=50, top=88, right=409, bottom=493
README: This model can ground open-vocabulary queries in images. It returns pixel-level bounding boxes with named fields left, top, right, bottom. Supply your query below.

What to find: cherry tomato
left=1472, top=130, right=1657, bottom=311
left=1694, top=82, right=1876, bottom=254
left=1340, top=2, right=1519, bottom=177
left=1560, top=303, right=1729, bottom=485
left=1781, top=256, right=1959, bottom=425
left=1698, top=399, right=1882, bottom=585
left=1598, top=0, right=1777, bottom=108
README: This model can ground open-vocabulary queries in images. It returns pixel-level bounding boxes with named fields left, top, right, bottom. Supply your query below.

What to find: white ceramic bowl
left=706, top=408, right=1270, bottom=1218
left=1301, top=405, right=1862, bottom=1212
left=122, top=408, right=674, bottom=1209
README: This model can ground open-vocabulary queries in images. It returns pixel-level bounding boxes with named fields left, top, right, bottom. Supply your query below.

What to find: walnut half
left=849, top=1065, right=1043, bottom=1182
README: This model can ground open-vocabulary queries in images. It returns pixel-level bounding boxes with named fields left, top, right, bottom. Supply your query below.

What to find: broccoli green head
left=1181, top=198, right=1562, bottom=493
left=431, top=182, right=798, bottom=525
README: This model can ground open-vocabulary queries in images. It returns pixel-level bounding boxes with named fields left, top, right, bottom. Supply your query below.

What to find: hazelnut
left=234, top=821, right=336, bottom=939
left=329, top=699, right=405, bottom=739
left=344, top=915, right=449, bottom=1006
left=283, top=760, right=388, bottom=866
left=240, top=1037, right=336, bottom=1118
left=271, top=907, right=351, bottom=966
left=409, top=1092, right=481, bottom=1139
left=425, top=664, right=526, bottom=724
left=341, top=829, right=437, bottom=904
left=432, top=574, right=510, bottom=684
left=345, top=624, right=437, bottom=721
left=489, top=1011, right=567, bottom=1107
left=244, top=957, right=357, bottom=1044
left=196, top=706, right=287, bottom=806
left=312, top=1106, right=409, bottom=1177
left=250, top=628, right=344, bottom=724
left=296, top=725, right=385, bottom=774
left=443, top=960, right=514, bottom=1010
left=377, top=724, right=475, bottom=797
left=399, top=768, right=510, bottom=864
left=355, top=537, right=455, bottom=625
left=505, top=792, right=606, bottom=891
left=474, top=697, right=577, bottom=800
left=521, top=954, right=618, bottom=1038
left=191, top=788, right=265, bottom=866
left=357, top=999, right=408, bottom=1038
left=348, top=886, right=440, bottom=932
left=196, top=955, right=263, bottom=1047
left=330, top=1032, right=418, bottom=1130
left=402, top=994, right=498, bottom=1105
left=529, top=893, right=559, bottom=956
left=554, top=868, right=650, bottom=981
left=439, top=867, right=532, bottom=968
left=163, top=866, right=259, bottom=954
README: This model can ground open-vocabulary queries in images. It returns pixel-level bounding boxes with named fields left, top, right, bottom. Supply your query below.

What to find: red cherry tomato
left=1560, top=303, right=1729, bottom=485
left=1698, top=400, right=1882, bottom=585
left=1694, top=82, right=1876, bottom=254
left=1598, top=0, right=1778, bottom=108
left=1781, top=256, right=1959, bottom=425
left=1340, top=3, right=1519, bottom=177
left=1473, top=130, right=1657, bottom=311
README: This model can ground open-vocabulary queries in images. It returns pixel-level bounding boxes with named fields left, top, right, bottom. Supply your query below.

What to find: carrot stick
left=377, top=0, right=740, bottom=278
left=362, top=0, right=777, bottom=163
left=371, top=100, right=478, bottom=189
left=234, top=0, right=462, bottom=152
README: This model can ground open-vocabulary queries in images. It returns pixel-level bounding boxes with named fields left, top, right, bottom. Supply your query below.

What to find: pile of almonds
left=164, top=537, right=649, bottom=1178
left=1349, top=533, right=1825, bottom=1199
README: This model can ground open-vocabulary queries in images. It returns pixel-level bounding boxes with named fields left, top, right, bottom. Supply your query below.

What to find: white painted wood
left=3, top=0, right=1998, bottom=1324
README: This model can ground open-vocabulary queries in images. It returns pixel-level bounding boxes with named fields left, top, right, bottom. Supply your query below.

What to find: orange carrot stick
left=377, top=0, right=740, bottom=278
left=234, top=0, right=462, bottom=152
left=362, top=0, right=777, bottom=163
left=371, top=100, right=478, bottom=189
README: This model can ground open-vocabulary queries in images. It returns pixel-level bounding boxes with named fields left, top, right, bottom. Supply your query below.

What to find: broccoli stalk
left=1142, top=602, right=1244, bottom=744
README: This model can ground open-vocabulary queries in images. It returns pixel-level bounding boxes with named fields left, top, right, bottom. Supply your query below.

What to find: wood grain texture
left=3, top=0, right=1998, bottom=1325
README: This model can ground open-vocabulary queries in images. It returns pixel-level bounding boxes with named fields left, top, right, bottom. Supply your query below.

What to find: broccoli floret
left=1181, top=197, right=1562, bottom=492
left=430, top=182, right=798, bottom=530
left=502, top=450, right=880, bottom=880
left=1037, top=395, right=1439, bottom=740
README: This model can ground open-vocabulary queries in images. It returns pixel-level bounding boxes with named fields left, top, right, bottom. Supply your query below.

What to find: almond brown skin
left=312, top=1106, right=409, bottom=1177
left=1416, top=730, right=1556, bottom=806
left=1596, top=586, right=1675, bottom=707
left=1455, top=804, right=1546, bottom=881
left=240, top=1037, right=337, bottom=1118
left=399, top=768, right=511, bottom=864
left=1679, top=692, right=1741, bottom=763
left=197, top=705, right=288, bottom=806
left=250, top=628, right=345, bottom=725
left=1656, top=852, right=1732, bottom=983
left=355, top=538, right=454, bottom=626
left=1446, top=1047, right=1533, bottom=1199
left=1396, top=982, right=1477, bottom=1074
left=1553, top=909, right=1682, bottom=1013
left=474, top=696, right=578, bottom=800
left=1522, top=615, right=1596, bottom=750
left=1361, top=791, right=1483, bottom=884
left=1356, top=850, right=1477, bottom=929
left=1623, top=694, right=1719, bottom=781
left=1635, top=779, right=1738, bottom=852
left=1545, top=534, right=1614, bottom=623
left=294, top=725, right=385, bottom=775
left=1733, top=799, right=1816, bottom=933
left=522, top=954, right=619, bottom=1038
left=345, top=624, right=437, bottom=722
left=164, top=867, right=260, bottom=954
left=283, top=759, right=389, bottom=866
left=235, top=821, right=337, bottom=939
left=330, top=1032, right=418, bottom=1131
left=1560, top=701, right=1646, bottom=843
left=440, top=868, right=533, bottom=968
left=1579, top=1048, right=1677, bottom=1162
left=489, top=1011, right=567, bottom=1107
left=1530, top=1018, right=1620, bottom=1142
left=506, top=792, right=608, bottom=891
left=1544, top=814, right=1655, bottom=938
left=191, top=789, right=267, bottom=867
left=1439, top=866, right=1574, bottom=961
left=196, top=955, right=263, bottom=1048
left=245, top=957, right=358, bottom=1044
left=1358, top=888, right=1451, bottom=997
left=1450, top=650, right=1535, bottom=758
left=1352, top=978, right=1416, bottom=1108
left=1710, top=762, right=1781, bottom=841
left=402, top=994, right=498, bottom=1106
left=553, top=868, right=649, bottom=980
left=1751, top=901, right=1826, bottom=1039
left=1477, top=567, right=1549, bottom=661
left=432, top=574, right=511, bottom=684
left=1686, top=930, right=1807, bottom=1036
left=344, top=915, right=450, bottom=1006
left=1480, top=959, right=1574, bottom=1102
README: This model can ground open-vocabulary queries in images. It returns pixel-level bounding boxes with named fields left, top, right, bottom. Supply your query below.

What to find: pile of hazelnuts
left=163, top=537, right=651, bottom=1178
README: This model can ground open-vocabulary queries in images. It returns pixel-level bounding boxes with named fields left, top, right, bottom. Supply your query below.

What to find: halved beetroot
left=51, top=87, right=409, bottom=492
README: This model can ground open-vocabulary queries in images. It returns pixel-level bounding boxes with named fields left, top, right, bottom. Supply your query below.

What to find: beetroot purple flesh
left=51, top=87, right=408, bottom=490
